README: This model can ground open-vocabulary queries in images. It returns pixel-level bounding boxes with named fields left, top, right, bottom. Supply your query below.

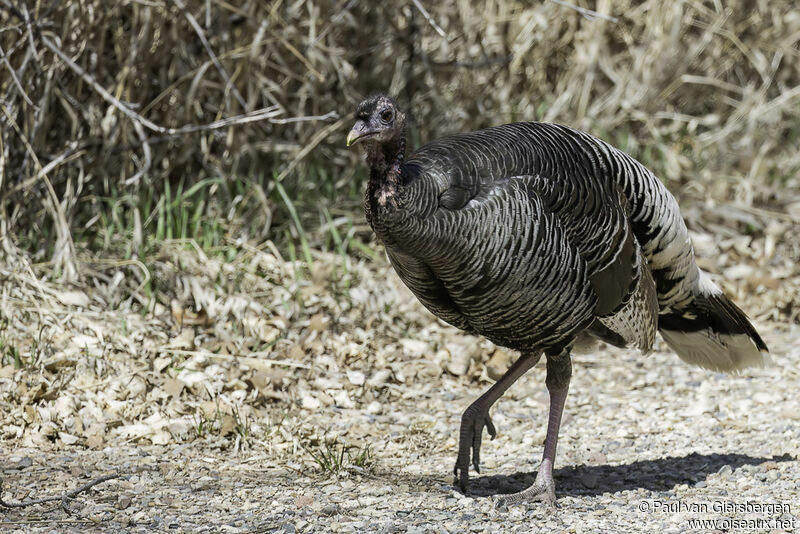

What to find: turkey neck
left=364, top=135, right=406, bottom=224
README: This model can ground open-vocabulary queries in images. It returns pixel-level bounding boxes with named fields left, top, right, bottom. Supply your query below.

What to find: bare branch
left=125, top=120, right=153, bottom=185
left=275, top=117, right=347, bottom=182
left=20, top=4, right=40, bottom=63
left=0, top=102, right=77, bottom=280
left=38, top=34, right=283, bottom=135
left=0, top=473, right=120, bottom=510
left=6, top=143, right=87, bottom=195
left=268, top=111, right=339, bottom=125
left=0, top=41, right=35, bottom=108
left=410, top=0, right=447, bottom=38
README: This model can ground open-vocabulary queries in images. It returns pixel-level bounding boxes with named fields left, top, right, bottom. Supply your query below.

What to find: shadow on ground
left=463, top=452, right=794, bottom=498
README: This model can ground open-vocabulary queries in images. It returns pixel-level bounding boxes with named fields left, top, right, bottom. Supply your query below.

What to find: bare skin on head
left=347, top=95, right=407, bottom=208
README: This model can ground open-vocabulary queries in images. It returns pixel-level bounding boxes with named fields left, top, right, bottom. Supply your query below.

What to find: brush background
left=1, top=0, right=798, bottom=272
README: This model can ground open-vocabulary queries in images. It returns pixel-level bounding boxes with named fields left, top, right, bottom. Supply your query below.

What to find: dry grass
left=0, top=0, right=798, bottom=277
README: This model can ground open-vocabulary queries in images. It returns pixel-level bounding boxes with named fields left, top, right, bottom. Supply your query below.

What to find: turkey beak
left=346, top=121, right=370, bottom=147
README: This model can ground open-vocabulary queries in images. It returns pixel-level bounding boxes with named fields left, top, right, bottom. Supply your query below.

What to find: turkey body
left=350, top=97, right=768, bottom=504
left=367, top=122, right=764, bottom=366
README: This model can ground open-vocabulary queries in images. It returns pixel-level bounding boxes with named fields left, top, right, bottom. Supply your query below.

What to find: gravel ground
left=2, top=326, right=799, bottom=534
left=1, top=212, right=798, bottom=533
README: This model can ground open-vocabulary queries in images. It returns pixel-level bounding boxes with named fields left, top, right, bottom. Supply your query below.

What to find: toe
left=471, top=428, right=483, bottom=473
left=485, top=415, right=496, bottom=439
left=499, top=480, right=556, bottom=506
left=459, top=469, right=470, bottom=492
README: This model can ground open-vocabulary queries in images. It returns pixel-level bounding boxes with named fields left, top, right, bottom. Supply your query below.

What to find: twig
left=0, top=102, right=77, bottom=281
left=20, top=4, right=40, bottom=63
left=311, top=0, right=357, bottom=45
left=269, top=111, right=338, bottom=125
left=270, top=30, right=325, bottom=82
left=549, top=0, right=618, bottom=23
left=721, top=203, right=799, bottom=224
left=0, top=520, right=96, bottom=526
left=157, top=348, right=311, bottom=370
left=0, top=41, right=35, bottom=108
left=410, top=0, right=447, bottom=38
left=7, top=142, right=87, bottom=195
left=38, top=34, right=283, bottom=135
left=275, top=117, right=347, bottom=182
left=0, top=473, right=120, bottom=511
left=125, top=120, right=153, bottom=185
left=171, top=0, right=247, bottom=111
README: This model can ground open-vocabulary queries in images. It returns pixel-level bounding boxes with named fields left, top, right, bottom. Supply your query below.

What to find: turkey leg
left=454, top=351, right=542, bottom=491
left=500, top=352, right=571, bottom=505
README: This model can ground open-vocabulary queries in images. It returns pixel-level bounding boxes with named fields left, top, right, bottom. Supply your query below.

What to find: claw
left=456, top=466, right=469, bottom=492
left=486, top=415, right=496, bottom=440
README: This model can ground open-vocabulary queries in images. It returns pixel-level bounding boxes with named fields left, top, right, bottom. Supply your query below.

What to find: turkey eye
left=380, top=109, right=393, bottom=123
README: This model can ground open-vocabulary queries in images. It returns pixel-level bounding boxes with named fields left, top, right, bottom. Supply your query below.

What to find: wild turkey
left=346, top=94, right=769, bottom=504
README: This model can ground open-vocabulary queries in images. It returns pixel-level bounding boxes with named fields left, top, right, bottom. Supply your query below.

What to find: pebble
left=320, top=504, right=340, bottom=516
left=347, top=370, right=365, bottom=386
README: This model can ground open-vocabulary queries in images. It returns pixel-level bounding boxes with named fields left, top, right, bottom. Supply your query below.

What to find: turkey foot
left=454, top=406, right=496, bottom=491
left=498, top=459, right=556, bottom=506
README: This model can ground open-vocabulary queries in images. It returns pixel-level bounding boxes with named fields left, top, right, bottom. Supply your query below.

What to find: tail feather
left=658, top=276, right=769, bottom=373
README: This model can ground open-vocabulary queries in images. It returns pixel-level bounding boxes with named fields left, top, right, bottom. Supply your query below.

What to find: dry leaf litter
left=0, top=211, right=798, bottom=533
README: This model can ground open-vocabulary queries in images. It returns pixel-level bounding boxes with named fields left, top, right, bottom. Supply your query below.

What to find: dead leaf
left=169, top=328, right=195, bottom=350
left=295, top=495, right=314, bottom=508
left=163, top=378, right=184, bottom=398
left=171, top=299, right=214, bottom=327
left=86, top=433, right=104, bottom=449
left=249, top=370, right=270, bottom=391
left=485, top=349, right=513, bottom=381
left=43, top=358, right=78, bottom=372
left=117, top=495, right=132, bottom=510
left=200, top=400, right=219, bottom=418
left=346, top=370, right=365, bottom=386
left=56, top=290, right=90, bottom=307
left=154, top=356, right=173, bottom=373
left=59, top=432, right=80, bottom=445
left=308, top=313, right=328, bottom=332
left=220, top=414, right=236, bottom=436
left=288, top=344, right=305, bottom=361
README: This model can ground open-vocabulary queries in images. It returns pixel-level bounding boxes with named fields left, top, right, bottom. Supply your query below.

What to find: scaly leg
left=500, top=352, right=571, bottom=506
left=454, top=351, right=542, bottom=492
